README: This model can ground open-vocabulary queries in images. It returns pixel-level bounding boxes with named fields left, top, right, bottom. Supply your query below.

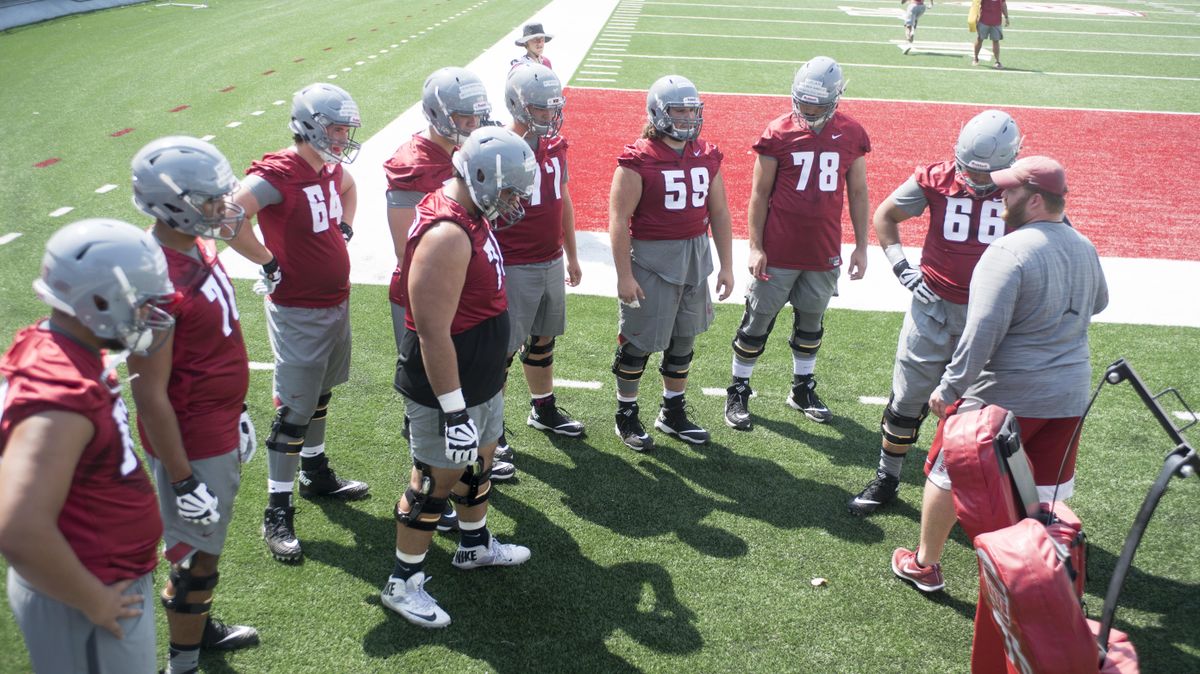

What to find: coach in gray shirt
left=891, top=156, right=1108, bottom=593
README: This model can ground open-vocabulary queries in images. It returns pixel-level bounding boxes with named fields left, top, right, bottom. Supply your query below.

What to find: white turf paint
left=249, top=361, right=275, bottom=371
left=556, top=379, right=604, bottom=390
left=0, top=233, right=22, bottom=246
left=218, top=0, right=1200, bottom=329
left=48, top=207, right=73, bottom=217
left=1175, top=411, right=1199, bottom=422
left=859, top=396, right=890, bottom=406
left=95, top=183, right=119, bottom=194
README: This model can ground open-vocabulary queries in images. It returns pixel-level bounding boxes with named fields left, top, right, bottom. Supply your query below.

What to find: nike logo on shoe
left=407, top=610, right=440, bottom=623
left=454, top=549, right=478, bottom=565
left=832, top=133, right=843, bottom=139
left=852, top=496, right=882, bottom=506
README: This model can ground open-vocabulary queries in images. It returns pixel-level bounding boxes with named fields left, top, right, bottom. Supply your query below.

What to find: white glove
left=253, top=257, right=282, bottom=296
left=443, top=409, right=480, bottom=464
left=238, top=405, right=257, bottom=464
left=885, top=244, right=939, bottom=304
left=172, top=476, right=220, bottom=525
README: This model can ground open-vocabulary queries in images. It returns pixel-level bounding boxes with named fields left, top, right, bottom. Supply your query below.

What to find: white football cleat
left=452, top=537, right=531, bottom=570
left=380, top=572, right=451, bottom=628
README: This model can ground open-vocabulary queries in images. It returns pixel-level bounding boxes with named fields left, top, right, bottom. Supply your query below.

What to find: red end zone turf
left=561, top=87, right=1197, bottom=261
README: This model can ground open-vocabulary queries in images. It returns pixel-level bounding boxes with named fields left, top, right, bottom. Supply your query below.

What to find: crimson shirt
left=914, top=160, right=1008, bottom=305
left=617, top=136, right=724, bottom=241
left=0, top=325, right=161, bottom=584
left=754, top=111, right=871, bottom=271
left=138, top=240, right=249, bottom=460
left=980, top=0, right=1005, bottom=24
left=385, top=134, right=456, bottom=308
left=496, top=134, right=568, bottom=265
left=247, top=149, right=350, bottom=308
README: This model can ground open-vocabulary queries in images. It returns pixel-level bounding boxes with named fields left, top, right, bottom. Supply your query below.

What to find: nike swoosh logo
left=832, top=134, right=843, bottom=139
left=693, top=149, right=702, bottom=156
left=852, top=497, right=882, bottom=505
left=408, top=611, right=439, bottom=622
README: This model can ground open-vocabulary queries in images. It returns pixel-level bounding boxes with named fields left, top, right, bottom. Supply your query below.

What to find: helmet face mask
left=792, top=56, right=845, bottom=133
left=33, top=219, right=176, bottom=356
left=424, top=67, right=492, bottom=145
left=289, top=84, right=362, bottom=164
left=647, top=75, right=704, bottom=142
left=506, top=63, right=565, bottom=138
left=954, top=109, right=1022, bottom=198
left=451, top=127, right=537, bottom=229
left=131, top=136, right=246, bottom=240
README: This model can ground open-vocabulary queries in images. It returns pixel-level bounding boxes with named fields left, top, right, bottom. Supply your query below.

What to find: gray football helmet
left=646, top=75, right=704, bottom=142
left=955, top=109, right=1022, bottom=197
left=792, top=56, right=845, bottom=133
left=505, top=62, right=564, bottom=138
left=289, top=83, right=362, bottom=164
left=451, top=127, right=537, bottom=228
left=423, top=67, right=492, bottom=144
left=131, top=136, right=245, bottom=240
left=33, top=219, right=175, bottom=355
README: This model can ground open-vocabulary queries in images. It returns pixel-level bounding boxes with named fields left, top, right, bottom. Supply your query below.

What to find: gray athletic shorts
left=905, top=3, right=926, bottom=26
left=148, top=449, right=241, bottom=561
left=504, top=257, right=567, bottom=354
left=266, top=298, right=351, bottom=419
left=405, top=390, right=504, bottom=469
left=743, top=266, right=840, bottom=333
left=891, top=298, right=968, bottom=417
left=618, top=263, right=714, bottom=353
left=390, top=302, right=407, bottom=355
left=977, top=22, right=1003, bottom=41
left=8, top=567, right=156, bottom=674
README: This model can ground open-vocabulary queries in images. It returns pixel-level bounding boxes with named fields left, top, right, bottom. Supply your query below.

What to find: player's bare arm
left=386, top=206, right=415, bottom=262
left=707, top=170, right=735, bottom=300
left=873, top=197, right=915, bottom=249
left=609, top=165, right=645, bottom=304
left=0, top=412, right=144, bottom=638
left=127, top=329, right=192, bottom=484
left=846, top=155, right=870, bottom=280
left=339, top=169, right=358, bottom=232
left=227, top=187, right=274, bottom=265
left=561, top=187, right=582, bottom=286
left=407, top=221, right=471, bottom=396
left=746, top=154, right=778, bottom=280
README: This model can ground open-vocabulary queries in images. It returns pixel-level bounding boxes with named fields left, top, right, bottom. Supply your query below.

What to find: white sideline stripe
left=580, top=71, right=619, bottom=75
left=251, top=110, right=266, bottom=116
left=634, top=29, right=1200, bottom=57
left=583, top=64, right=622, bottom=68
left=49, top=207, right=73, bottom=217
left=638, top=12, right=1200, bottom=39
left=556, top=379, right=604, bottom=390
left=0, top=233, right=22, bottom=245
left=576, top=84, right=1200, bottom=116
left=226, top=121, right=242, bottom=127
left=859, top=396, right=890, bottom=406
left=1175, top=411, right=1199, bottom=422
left=249, top=361, right=275, bottom=371
left=702, top=387, right=758, bottom=397
left=200, top=134, right=216, bottom=141
left=612, top=53, right=1200, bottom=82
left=95, top=184, right=118, bottom=194
left=577, top=77, right=618, bottom=82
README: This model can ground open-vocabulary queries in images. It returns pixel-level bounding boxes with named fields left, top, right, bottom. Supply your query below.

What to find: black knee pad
left=732, top=326, right=770, bottom=361
left=311, top=391, right=332, bottom=421
left=395, top=460, right=445, bottom=531
left=881, top=396, right=929, bottom=446
left=162, top=567, right=219, bottom=615
left=267, top=406, right=308, bottom=454
left=519, top=336, right=555, bottom=368
left=612, top=342, right=650, bottom=382
left=788, top=320, right=824, bottom=356
left=449, top=462, right=492, bottom=506
left=659, top=338, right=694, bottom=380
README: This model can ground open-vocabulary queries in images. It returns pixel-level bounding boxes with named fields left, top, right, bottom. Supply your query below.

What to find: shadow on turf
left=360, top=492, right=702, bottom=671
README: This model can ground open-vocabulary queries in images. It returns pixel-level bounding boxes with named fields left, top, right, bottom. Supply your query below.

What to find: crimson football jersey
left=138, top=240, right=249, bottom=461
left=980, top=0, right=1004, bottom=24
left=915, top=160, right=1007, bottom=304
left=496, top=134, right=568, bottom=265
left=0, top=324, right=161, bottom=584
left=617, top=136, right=723, bottom=241
left=247, top=149, right=350, bottom=308
left=385, top=134, right=456, bottom=309
left=754, top=111, right=871, bottom=271
left=402, top=190, right=508, bottom=335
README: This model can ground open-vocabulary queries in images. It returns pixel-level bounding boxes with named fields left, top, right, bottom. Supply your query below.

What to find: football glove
left=338, top=221, right=354, bottom=243
left=238, top=405, right=257, bottom=464
left=253, top=257, right=282, bottom=296
left=172, top=475, right=220, bottom=525
left=885, top=244, right=938, bottom=304
left=443, top=409, right=479, bottom=464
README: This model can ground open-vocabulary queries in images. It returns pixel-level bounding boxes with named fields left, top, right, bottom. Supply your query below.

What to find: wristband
left=437, top=389, right=466, bottom=413
left=171, top=475, right=199, bottom=495
left=262, top=257, right=279, bottom=274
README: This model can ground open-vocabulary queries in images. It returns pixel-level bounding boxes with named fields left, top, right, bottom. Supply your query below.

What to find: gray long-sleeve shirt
left=934, top=219, right=1108, bottom=417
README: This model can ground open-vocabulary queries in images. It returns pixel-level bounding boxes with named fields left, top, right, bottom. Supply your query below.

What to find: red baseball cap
left=991, top=156, right=1068, bottom=196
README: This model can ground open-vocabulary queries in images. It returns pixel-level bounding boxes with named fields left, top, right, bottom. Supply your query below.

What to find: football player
left=0, top=219, right=173, bottom=673
left=384, top=68, right=515, bottom=491
left=497, top=62, right=585, bottom=444
left=382, top=127, right=536, bottom=627
left=227, top=83, right=369, bottom=564
left=848, top=110, right=1021, bottom=518
left=609, top=75, right=734, bottom=451
left=724, top=56, right=870, bottom=431
left=902, top=0, right=930, bottom=47
left=127, top=136, right=260, bottom=673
